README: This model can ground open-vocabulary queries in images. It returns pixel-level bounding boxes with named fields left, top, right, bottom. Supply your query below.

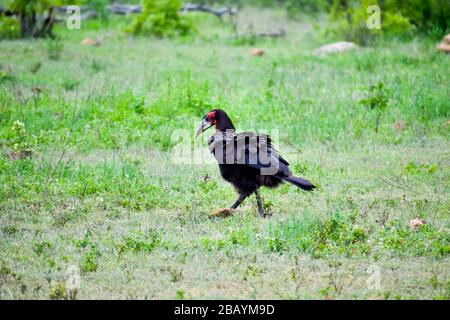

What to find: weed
left=10, top=120, right=33, bottom=152
left=359, top=81, right=390, bottom=133
left=268, top=213, right=371, bottom=257
left=117, top=229, right=161, bottom=254
left=48, top=281, right=68, bottom=300
left=175, top=289, right=185, bottom=300
left=380, top=222, right=450, bottom=258
left=46, top=38, right=63, bottom=61
left=81, top=247, right=101, bottom=273
left=34, top=241, right=53, bottom=256
left=403, top=162, right=438, bottom=175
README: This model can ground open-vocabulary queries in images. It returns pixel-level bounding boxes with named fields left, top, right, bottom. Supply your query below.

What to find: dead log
left=256, top=28, right=286, bottom=38
left=224, top=28, right=286, bottom=41
left=107, top=4, right=142, bottom=15
left=181, top=3, right=237, bottom=20
left=106, top=3, right=237, bottom=19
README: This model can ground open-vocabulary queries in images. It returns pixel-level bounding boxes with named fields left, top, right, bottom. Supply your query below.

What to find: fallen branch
left=224, top=28, right=287, bottom=41
left=107, top=3, right=237, bottom=19
left=255, top=28, right=286, bottom=38
left=107, top=4, right=142, bottom=15
left=181, top=3, right=237, bottom=19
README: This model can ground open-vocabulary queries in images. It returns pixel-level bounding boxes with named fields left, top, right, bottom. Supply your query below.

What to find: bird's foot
left=259, top=211, right=272, bottom=218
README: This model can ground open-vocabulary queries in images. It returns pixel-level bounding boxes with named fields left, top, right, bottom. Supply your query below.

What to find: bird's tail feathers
left=284, top=175, right=316, bottom=191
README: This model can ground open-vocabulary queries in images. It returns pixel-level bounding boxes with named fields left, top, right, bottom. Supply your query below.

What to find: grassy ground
left=0, top=8, right=449, bottom=299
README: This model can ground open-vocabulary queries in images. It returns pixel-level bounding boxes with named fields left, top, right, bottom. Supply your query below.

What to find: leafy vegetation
left=0, top=4, right=449, bottom=299
left=359, top=81, right=389, bottom=133
left=128, top=0, right=193, bottom=37
left=328, top=0, right=450, bottom=44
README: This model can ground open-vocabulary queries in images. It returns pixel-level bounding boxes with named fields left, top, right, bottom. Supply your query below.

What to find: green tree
left=3, top=0, right=84, bottom=38
left=6, top=0, right=57, bottom=37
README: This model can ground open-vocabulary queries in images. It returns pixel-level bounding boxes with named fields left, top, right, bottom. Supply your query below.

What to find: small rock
left=444, top=34, right=450, bottom=45
left=315, top=41, right=358, bottom=55
left=394, top=121, right=407, bottom=131
left=210, top=208, right=236, bottom=218
left=437, top=43, right=450, bottom=53
left=409, top=218, right=426, bottom=231
left=81, top=38, right=101, bottom=47
left=250, top=48, right=265, bottom=56
left=437, top=34, right=450, bottom=53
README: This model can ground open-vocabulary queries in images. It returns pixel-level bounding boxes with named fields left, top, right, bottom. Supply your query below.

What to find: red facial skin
left=207, top=111, right=217, bottom=126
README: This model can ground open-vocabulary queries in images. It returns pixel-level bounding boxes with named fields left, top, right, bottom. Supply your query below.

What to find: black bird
left=196, top=109, right=315, bottom=217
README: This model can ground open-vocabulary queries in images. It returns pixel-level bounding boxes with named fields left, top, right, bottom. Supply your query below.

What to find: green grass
left=0, top=8, right=449, bottom=299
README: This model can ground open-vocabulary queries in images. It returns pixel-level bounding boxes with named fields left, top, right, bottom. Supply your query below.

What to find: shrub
left=10, top=120, right=35, bottom=152
left=117, top=229, right=161, bottom=254
left=328, top=0, right=449, bottom=44
left=49, top=281, right=68, bottom=300
left=0, top=15, right=20, bottom=39
left=46, top=38, right=63, bottom=61
left=359, top=81, right=389, bottom=133
left=81, top=247, right=101, bottom=272
left=128, top=0, right=193, bottom=38
left=329, top=0, right=414, bottom=45
left=385, top=0, right=450, bottom=33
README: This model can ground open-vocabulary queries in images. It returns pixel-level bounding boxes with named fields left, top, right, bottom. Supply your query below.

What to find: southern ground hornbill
left=195, top=109, right=315, bottom=217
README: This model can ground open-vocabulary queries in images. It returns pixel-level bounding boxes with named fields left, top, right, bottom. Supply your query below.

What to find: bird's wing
left=208, top=131, right=291, bottom=176
left=246, top=132, right=290, bottom=166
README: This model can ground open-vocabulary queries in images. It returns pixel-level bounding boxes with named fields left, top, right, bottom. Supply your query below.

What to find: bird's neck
left=217, top=118, right=235, bottom=132
left=216, top=127, right=235, bottom=134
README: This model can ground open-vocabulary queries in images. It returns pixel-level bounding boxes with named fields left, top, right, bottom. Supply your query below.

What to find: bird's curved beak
left=195, top=118, right=213, bottom=139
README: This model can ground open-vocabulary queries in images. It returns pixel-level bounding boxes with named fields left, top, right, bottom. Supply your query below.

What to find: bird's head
left=195, top=109, right=235, bottom=138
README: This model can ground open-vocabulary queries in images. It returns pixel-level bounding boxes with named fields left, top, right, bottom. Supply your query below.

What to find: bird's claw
left=259, top=211, right=272, bottom=218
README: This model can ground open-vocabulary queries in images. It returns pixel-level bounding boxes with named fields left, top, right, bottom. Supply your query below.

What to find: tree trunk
left=18, top=8, right=55, bottom=38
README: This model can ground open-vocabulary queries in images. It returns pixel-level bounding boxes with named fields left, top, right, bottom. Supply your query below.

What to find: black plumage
left=196, top=109, right=315, bottom=217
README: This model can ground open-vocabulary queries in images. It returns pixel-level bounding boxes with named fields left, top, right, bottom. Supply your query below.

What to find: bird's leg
left=255, top=189, right=270, bottom=218
left=230, top=194, right=247, bottom=209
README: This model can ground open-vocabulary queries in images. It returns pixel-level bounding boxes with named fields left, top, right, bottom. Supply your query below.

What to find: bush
left=10, top=120, right=35, bottom=152
left=128, top=0, right=193, bottom=38
left=0, top=15, right=20, bottom=39
left=359, top=80, right=390, bottom=133
left=46, top=38, right=64, bottom=60
left=328, top=0, right=450, bottom=44
left=385, top=0, right=450, bottom=32
left=328, top=0, right=415, bottom=45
